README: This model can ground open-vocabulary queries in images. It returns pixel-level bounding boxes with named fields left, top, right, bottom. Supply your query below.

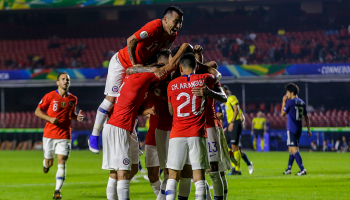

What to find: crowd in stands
left=310, top=136, right=350, bottom=153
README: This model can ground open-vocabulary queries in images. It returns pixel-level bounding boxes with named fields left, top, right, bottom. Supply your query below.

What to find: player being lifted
left=35, top=72, right=84, bottom=199
left=166, top=54, right=222, bottom=200
left=281, top=83, right=311, bottom=176
left=89, top=6, right=183, bottom=153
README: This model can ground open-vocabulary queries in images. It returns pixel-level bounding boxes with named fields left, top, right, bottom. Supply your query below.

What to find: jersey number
left=53, top=101, right=58, bottom=111
left=146, top=42, right=158, bottom=51
left=176, top=92, right=205, bottom=117
left=295, top=106, right=304, bottom=121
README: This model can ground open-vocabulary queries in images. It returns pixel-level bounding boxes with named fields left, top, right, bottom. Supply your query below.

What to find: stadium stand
left=1, top=110, right=349, bottom=130
left=0, top=30, right=349, bottom=69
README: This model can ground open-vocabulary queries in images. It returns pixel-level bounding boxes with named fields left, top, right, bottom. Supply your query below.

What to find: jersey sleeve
left=37, top=93, right=51, bottom=111
left=134, top=20, right=160, bottom=42
left=283, top=100, right=292, bottom=113
left=303, top=103, right=308, bottom=115
left=205, top=74, right=217, bottom=89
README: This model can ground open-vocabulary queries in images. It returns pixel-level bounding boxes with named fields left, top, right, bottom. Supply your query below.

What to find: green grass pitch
left=1, top=151, right=350, bottom=200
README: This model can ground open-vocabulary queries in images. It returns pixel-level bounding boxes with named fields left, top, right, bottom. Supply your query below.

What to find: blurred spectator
left=339, top=25, right=348, bottom=40
left=322, top=140, right=330, bottom=152
left=309, top=141, right=318, bottom=152
left=103, top=60, right=109, bottom=68
left=341, top=136, right=349, bottom=152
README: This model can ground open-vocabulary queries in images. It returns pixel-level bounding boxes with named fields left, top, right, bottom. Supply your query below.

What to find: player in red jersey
left=89, top=6, right=183, bottom=154
left=35, top=72, right=83, bottom=199
left=101, top=44, right=190, bottom=200
left=166, top=54, right=222, bottom=200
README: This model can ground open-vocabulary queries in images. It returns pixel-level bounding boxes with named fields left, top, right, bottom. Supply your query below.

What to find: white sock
left=221, top=174, right=228, bottom=200
left=107, top=177, right=118, bottom=200
left=117, top=180, right=130, bottom=200
left=165, top=179, right=178, bottom=200
left=92, top=99, right=113, bottom=136
left=209, top=172, right=224, bottom=199
left=151, top=179, right=161, bottom=197
left=43, top=159, right=48, bottom=168
left=194, top=180, right=206, bottom=200
left=178, top=178, right=191, bottom=199
left=55, top=164, right=66, bottom=191
left=205, top=180, right=212, bottom=200
left=157, top=174, right=168, bottom=200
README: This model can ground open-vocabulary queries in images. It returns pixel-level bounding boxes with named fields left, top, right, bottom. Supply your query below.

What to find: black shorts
left=254, top=129, right=264, bottom=138
left=227, top=119, right=242, bottom=145
left=287, top=131, right=302, bottom=147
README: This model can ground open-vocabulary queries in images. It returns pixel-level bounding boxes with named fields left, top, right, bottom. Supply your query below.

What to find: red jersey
left=206, top=83, right=223, bottom=129
left=38, top=90, right=77, bottom=139
left=118, top=19, right=177, bottom=68
left=167, top=73, right=216, bottom=139
left=108, top=73, right=159, bottom=132
left=149, top=89, right=173, bottom=131
left=145, top=95, right=159, bottom=146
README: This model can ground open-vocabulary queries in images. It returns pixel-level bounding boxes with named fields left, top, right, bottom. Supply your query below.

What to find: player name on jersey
left=170, top=78, right=206, bottom=91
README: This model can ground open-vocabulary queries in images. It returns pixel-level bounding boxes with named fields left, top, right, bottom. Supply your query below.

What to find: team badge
left=123, top=158, right=130, bottom=165
left=140, top=31, right=148, bottom=39
left=61, top=102, right=66, bottom=108
left=165, top=40, right=170, bottom=46
left=69, top=101, right=74, bottom=107
left=112, top=86, right=119, bottom=93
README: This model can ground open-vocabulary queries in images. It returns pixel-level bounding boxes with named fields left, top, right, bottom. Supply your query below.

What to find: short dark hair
left=157, top=50, right=171, bottom=61
left=57, top=72, right=69, bottom=81
left=163, top=6, right=183, bottom=18
left=179, top=53, right=196, bottom=70
left=285, top=83, right=299, bottom=95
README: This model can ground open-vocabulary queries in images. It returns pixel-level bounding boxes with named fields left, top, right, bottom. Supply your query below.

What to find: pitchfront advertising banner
left=0, top=63, right=350, bottom=80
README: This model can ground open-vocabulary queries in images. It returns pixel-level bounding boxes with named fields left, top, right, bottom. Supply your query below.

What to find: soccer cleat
left=88, top=135, right=99, bottom=154
left=248, top=162, right=254, bottom=175
left=296, top=169, right=307, bottom=176
left=53, top=190, right=61, bottom=199
left=283, top=169, right=292, bottom=175
left=43, top=166, right=49, bottom=173
left=228, top=168, right=242, bottom=175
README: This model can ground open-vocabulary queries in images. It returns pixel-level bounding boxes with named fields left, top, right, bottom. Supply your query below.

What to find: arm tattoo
left=128, top=38, right=138, bottom=64
left=168, top=102, right=173, bottom=116
left=126, top=66, right=153, bottom=75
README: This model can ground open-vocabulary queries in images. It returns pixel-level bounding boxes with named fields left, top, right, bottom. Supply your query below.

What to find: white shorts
left=145, top=145, right=159, bottom=168
left=102, top=124, right=139, bottom=171
left=43, top=137, right=71, bottom=159
left=167, top=137, right=210, bottom=171
left=104, top=52, right=126, bottom=97
left=207, top=126, right=222, bottom=162
left=155, top=129, right=170, bottom=169
left=219, top=128, right=231, bottom=171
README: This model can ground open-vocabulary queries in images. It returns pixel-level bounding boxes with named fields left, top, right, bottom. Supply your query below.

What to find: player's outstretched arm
left=191, top=83, right=227, bottom=103
left=127, top=35, right=139, bottom=65
left=35, top=107, right=58, bottom=125
left=126, top=64, right=167, bottom=79
left=161, top=43, right=193, bottom=75
left=71, top=110, right=84, bottom=122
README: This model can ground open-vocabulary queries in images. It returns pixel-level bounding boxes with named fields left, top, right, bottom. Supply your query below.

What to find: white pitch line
left=0, top=182, right=106, bottom=188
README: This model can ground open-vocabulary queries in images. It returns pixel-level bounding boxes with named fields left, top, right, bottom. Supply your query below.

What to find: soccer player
left=102, top=43, right=191, bottom=200
left=35, top=72, right=84, bottom=199
left=251, top=111, right=267, bottom=151
left=190, top=47, right=228, bottom=200
left=166, top=53, right=222, bottom=200
left=281, top=83, right=311, bottom=176
left=222, top=85, right=253, bottom=175
left=89, top=6, right=183, bottom=153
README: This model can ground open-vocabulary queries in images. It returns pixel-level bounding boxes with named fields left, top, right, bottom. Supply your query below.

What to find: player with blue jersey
left=281, top=83, right=311, bottom=176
